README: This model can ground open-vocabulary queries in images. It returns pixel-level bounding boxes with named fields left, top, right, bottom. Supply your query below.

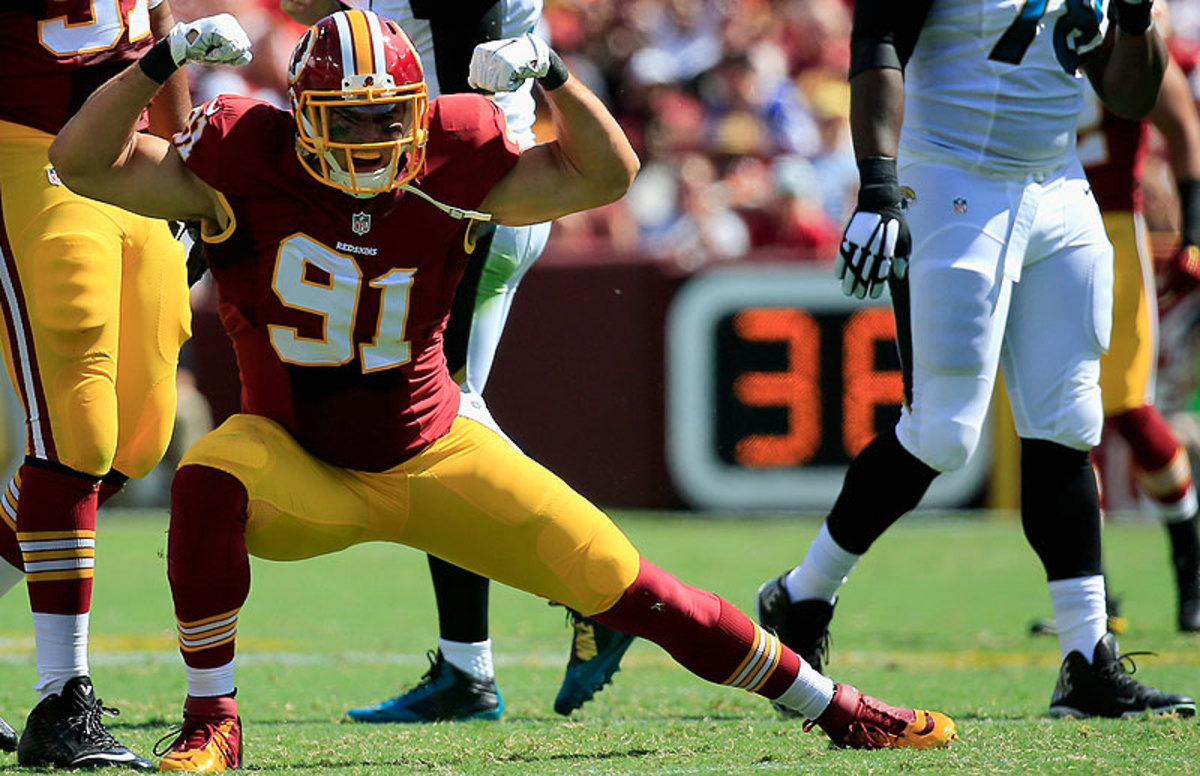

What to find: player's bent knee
left=900, top=420, right=978, bottom=473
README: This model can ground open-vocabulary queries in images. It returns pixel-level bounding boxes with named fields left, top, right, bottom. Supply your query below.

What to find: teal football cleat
left=553, top=610, right=635, bottom=716
left=347, top=650, right=502, bottom=723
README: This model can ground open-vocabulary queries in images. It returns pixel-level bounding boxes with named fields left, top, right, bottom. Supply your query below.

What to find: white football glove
left=166, top=13, right=254, bottom=68
left=836, top=212, right=906, bottom=299
left=468, top=34, right=551, bottom=93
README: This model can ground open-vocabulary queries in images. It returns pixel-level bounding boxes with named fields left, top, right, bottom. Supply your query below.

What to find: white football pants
left=895, top=157, right=1113, bottom=472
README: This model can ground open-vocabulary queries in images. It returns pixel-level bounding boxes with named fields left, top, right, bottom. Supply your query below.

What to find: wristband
left=1180, top=178, right=1200, bottom=247
left=856, top=156, right=901, bottom=210
left=537, top=49, right=569, bottom=91
left=1115, top=0, right=1153, bottom=35
left=139, top=36, right=179, bottom=84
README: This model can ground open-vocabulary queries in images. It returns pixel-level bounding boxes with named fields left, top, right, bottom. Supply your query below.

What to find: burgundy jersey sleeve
left=173, top=94, right=290, bottom=197
left=420, top=94, right=521, bottom=209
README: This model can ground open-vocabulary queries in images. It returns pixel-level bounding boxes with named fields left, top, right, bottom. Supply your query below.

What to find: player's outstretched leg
left=17, top=676, right=153, bottom=770
left=553, top=608, right=636, bottom=716
left=156, top=694, right=241, bottom=772
left=347, top=650, right=503, bottom=723
left=592, top=558, right=957, bottom=749
left=1048, top=633, right=1197, bottom=718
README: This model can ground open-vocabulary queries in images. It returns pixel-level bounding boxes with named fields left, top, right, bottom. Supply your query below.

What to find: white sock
left=1048, top=575, right=1107, bottom=662
left=32, top=612, right=89, bottom=698
left=439, top=638, right=494, bottom=682
left=772, top=661, right=836, bottom=718
left=186, top=661, right=236, bottom=698
left=784, top=523, right=860, bottom=604
left=1159, top=486, right=1198, bottom=522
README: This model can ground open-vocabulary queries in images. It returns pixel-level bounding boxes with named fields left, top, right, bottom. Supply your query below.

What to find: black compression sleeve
left=849, top=0, right=935, bottom=77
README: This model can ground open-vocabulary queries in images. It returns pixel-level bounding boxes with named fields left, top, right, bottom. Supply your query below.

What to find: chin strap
left=398, top=183, right=493, bottom=253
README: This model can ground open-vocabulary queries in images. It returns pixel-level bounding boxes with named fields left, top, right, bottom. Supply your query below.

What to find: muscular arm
left=146, top=0, right=191, bottom=138
left=849, top=68, right=905, bottom=161
left=480, top=75, right=639, bottom=226
left=1084, top=25, right=1168, bottom=119
left=49, top=64, right=222, bottom=225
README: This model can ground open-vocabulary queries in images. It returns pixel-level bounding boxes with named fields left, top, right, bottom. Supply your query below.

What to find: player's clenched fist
left=167, top=14, right=254, bottom=68
left=836, top=156, right=910, bottom=300
left=469, top=34, right=553, bottom=93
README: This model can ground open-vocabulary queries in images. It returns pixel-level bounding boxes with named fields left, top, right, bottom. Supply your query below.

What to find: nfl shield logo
left=352, top=212, right=371, bottom=235
left=952, top=197, right=968, bottom=215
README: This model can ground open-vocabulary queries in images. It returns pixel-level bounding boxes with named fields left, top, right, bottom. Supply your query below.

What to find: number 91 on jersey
left=664, top=266, right=988, bottom=511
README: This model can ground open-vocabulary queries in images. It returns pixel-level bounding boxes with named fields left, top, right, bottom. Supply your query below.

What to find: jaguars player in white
left=280, top=0, right=635, bottom=721
left=757, top=0, right=1197, bottom=718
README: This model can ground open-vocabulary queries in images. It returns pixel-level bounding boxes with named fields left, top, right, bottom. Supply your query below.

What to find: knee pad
left=898, top=411, right=980, bottom=473
left=1046, top=390, right=1105, bottom=452
left=23, top=222, right=119, bottom=352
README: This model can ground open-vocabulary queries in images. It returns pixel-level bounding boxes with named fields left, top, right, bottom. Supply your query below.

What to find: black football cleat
left=17, top=675, right=153, bottom=769
left=347, top=650, right=502, bottom=723
left=756, top=573, right=834, bottom=673
left=554, top=610, right=635, bottom=716
left=0, top=712, right=15, bottom=752
left=1048, top=633, right=1197, bottom=718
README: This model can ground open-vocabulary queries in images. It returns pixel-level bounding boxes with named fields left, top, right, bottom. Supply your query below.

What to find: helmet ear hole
left=287, top=9, right=430, bottom=196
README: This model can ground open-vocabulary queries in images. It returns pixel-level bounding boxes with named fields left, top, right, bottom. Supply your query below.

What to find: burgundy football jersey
left=1079, top=109, right=1149, bottom=215
left=0, top=1, right=154, bottom=135
left=177, top=93, right=520, bottom=471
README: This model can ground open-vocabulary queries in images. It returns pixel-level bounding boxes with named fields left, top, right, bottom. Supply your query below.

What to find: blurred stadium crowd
left=167, top=0, right=1200, bottom=271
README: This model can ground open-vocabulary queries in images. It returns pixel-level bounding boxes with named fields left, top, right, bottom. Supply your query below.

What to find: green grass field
left=0, top=510, right=1196, bottom=774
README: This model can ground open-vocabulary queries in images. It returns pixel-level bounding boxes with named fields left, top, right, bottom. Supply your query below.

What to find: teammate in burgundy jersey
left=280, top=0, right=628, bottom=723
left=50, top=10, right=956, bottom=770
left=1077, top=39, right=1200, bottom=633
left=179, top=92, right=518, bottom=470
left=0, top=0, right=192, bottom=769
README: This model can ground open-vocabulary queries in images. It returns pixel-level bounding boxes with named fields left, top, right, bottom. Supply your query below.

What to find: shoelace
left=67, top=699, right=121, bottom=749
left=394, top=650, right=444, bottom=698
left=1098, top=650, right=1156, bottom=689
left=801, top=696, right=907, bottom=749
left=152, top=718, right=223, bottom=758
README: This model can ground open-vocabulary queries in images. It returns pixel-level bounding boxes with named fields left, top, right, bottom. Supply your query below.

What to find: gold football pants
left=1099, top=210, right=1156, bottom=416
left=0, top=120, right=191, bottom=477
left=179, top=413, right=642, bottom=615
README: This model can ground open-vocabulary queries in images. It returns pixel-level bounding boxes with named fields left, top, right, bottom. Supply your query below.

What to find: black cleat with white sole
left=1049, top=633, right=1197, bottom=719
left=17, top=675, right=153, bottom=769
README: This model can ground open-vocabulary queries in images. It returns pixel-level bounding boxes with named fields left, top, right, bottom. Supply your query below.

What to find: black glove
left=836, top=156, right=911, bottom=300
left=171, top=220, right=208, bottom=288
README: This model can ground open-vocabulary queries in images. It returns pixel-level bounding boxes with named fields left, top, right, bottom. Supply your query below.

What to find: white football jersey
left=371, top=0, right=542, bottom=149
left=900, top=0, right=1109, bottom=176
